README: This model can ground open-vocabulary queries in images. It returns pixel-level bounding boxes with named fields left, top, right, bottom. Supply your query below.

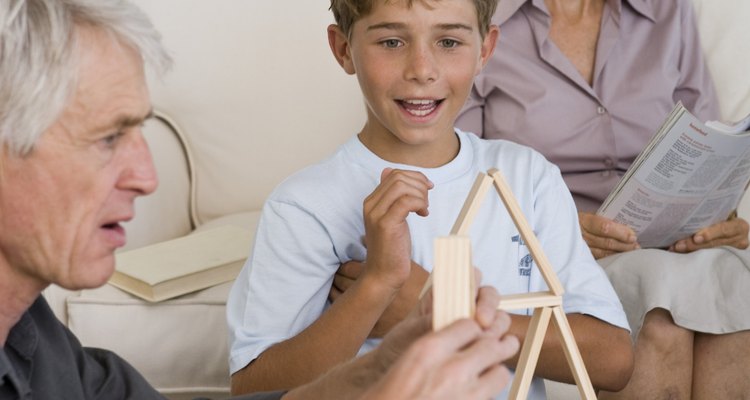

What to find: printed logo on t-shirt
left=512, top=234, right=533, bottom=276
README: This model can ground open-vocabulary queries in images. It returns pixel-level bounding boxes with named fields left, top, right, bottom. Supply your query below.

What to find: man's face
left=0, top=26, right=157, bottom=290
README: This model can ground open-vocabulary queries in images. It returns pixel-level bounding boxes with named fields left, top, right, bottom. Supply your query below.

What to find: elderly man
left=0, top=0, right=518, bottom=399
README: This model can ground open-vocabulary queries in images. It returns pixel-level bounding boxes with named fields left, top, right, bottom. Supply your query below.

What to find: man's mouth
left=397, top=99, right=444, bottom=117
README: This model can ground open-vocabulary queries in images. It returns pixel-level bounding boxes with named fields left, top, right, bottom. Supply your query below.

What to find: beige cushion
left=67, top=212, right=260, bottom=398
left=68, top=283, right=232, bottom=399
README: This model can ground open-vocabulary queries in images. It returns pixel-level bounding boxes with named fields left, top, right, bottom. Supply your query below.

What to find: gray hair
left=0, top=0, right=171, bottom=156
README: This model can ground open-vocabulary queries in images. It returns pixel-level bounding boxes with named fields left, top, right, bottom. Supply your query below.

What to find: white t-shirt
left=227, top=130, right=629, bottom=399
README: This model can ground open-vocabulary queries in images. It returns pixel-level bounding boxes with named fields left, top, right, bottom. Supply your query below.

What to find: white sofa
left=42, top=1, right=750, bottom=399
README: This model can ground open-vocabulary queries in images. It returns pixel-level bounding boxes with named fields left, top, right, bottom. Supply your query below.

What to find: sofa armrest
left=121, top=111, right=194, bottom=251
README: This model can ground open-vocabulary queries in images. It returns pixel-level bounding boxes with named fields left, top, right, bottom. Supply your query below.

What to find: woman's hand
left=670, top=217, right=749, bottom=253
left=578, top=212, right=640, bottom=259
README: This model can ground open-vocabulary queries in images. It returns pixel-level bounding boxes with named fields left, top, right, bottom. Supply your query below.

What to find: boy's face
left=329, top=0, right=497, bottom=167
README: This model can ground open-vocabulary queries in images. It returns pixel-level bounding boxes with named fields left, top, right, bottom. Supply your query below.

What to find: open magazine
left=597, top=102, right=750, bottom=248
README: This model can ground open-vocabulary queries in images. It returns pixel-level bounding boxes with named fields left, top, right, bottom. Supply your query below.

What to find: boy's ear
left=476, top=25, right=500, bottom=74
left=328, top=24, right=356, bottom=75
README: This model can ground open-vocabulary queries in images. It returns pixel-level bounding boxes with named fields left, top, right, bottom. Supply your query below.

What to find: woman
left=456, top=0, right=750, bottom=398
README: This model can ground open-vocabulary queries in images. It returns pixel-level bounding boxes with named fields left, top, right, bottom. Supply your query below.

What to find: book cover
left=109, top=225, right=252, bottom=302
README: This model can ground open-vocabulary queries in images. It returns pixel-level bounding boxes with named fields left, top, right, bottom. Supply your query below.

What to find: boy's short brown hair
left=330, top=0, right=498, bottom=38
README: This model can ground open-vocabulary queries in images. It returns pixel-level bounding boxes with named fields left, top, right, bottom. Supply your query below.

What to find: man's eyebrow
left=108, top=108, right=155, bottom=131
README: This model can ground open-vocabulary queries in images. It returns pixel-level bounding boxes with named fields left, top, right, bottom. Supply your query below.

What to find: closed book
left=109, top=225, right=251, bottom=302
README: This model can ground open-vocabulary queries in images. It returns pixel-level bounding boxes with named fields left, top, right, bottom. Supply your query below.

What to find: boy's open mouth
left=397, top=99, right=445, bottom=117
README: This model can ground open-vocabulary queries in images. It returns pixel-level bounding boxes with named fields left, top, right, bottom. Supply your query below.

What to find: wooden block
left=432, top=236, right=474, bottom=331
left=498, top=292, right=561, bottom=311
left=551, top=306, right=597, bottom=399
left=507, top=306, right=552, bottom=400
left=488, top=168, right=565, bottom=296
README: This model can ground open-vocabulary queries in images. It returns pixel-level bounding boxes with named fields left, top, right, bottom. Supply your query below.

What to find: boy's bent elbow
left=231, top=360, right=275, bottom=396
left=230, top=363, right=255, bottom=396
left=592, top=328, right=634, bottom=392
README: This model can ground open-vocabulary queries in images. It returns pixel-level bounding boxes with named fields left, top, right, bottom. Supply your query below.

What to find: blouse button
left=597, top=106, right=607, bottom=115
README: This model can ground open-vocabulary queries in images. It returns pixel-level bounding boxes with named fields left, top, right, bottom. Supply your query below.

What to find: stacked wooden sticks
left=426, top=169, right=596, bottom=400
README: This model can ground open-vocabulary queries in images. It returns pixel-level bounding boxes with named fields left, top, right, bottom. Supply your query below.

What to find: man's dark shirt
left=0, top=296, right=287, bottom=400
left=0, top=296, right=165, bottom=399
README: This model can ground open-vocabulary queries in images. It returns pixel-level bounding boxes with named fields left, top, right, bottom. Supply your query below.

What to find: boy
left=227, top=0, right=633, bottom=397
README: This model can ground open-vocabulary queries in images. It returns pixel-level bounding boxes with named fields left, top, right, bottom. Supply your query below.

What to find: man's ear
left=476, top=25, right=499, bottom=74
left=327, top=24, right=356, bottom=75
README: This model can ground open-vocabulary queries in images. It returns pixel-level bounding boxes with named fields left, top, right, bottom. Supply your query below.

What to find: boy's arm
left=231, top=169, right=433, bottom=395
left=331, top=260, right=428, bottom=338
left=504, top=313, right=633, bottom=392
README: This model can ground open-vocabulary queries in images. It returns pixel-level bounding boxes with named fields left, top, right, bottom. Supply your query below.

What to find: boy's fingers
left=332, top=272, right=355, bottom=292
left=337, top=260, right=365, bottom=279
left=366, top=176, right=431, bottom=221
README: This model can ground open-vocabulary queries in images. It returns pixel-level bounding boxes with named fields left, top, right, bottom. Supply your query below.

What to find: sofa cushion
left=68, top=282, right=232, bottom=400
left=67, top=211, right=261, bottom=399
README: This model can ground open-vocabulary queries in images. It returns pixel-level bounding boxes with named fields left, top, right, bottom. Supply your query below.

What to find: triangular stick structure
left=428, top=169, right=596, bottom=400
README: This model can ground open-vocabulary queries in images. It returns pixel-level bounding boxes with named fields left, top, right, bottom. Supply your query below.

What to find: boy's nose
left=404, top=46, right=438, bottom=84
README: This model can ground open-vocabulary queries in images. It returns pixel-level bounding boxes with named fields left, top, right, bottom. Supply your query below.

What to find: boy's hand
left=361, top=168, right=433, bottom=292
left=670, top=217, right=749, bottom=253
left=578, top=211, right=640, bottom=259
left=330, top=260, right=429, bottom=338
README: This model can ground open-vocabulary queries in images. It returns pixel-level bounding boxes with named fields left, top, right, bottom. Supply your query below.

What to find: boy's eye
left=439, top=39, right=460, bottom=48
left=381, top=39, right=403, bottom=48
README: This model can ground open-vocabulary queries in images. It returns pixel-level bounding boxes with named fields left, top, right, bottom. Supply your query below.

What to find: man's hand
left=360, top=168, right=433, bottom=293
left=670, top=217, right=750, bottom=253
left=364, top=284, right=519, bottom=400
left=578, top=211, right=639, bottom=259
left=330, top=260, right=428, bottom=338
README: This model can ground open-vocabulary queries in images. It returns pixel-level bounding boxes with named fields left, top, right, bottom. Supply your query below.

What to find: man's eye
left=381, top=39, right=403, bottom=48
left=101, top=132, right=124, bottom=148
left=439, top=39, right=460, bottom=48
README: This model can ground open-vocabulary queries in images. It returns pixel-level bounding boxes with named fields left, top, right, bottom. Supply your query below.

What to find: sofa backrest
left=133, top=0, right=365, bottom=227
left=132, top=0, right=750, bottom=234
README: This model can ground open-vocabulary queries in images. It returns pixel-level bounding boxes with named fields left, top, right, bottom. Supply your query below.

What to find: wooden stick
left=498, top=292, right=561, bottom=311
left=420, top=173, right=492, bottom=299
left=507, top=306, right=552, bottom=400
left=432, top=236, right=474, bottom=331
left=551, top=306, right=597, bottom=399
left=451, top=172, right=494, bottom=235
left=488, top=168, right=565, bottom=296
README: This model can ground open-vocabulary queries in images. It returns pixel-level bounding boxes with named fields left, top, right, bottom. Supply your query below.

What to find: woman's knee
left=637, top=308, right=693, bottom=355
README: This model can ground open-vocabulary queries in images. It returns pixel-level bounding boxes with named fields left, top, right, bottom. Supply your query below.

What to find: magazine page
left=598, top=103, right=750, bottom=248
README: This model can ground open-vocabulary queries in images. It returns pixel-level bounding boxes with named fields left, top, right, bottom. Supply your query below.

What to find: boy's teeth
left=401, top=99, right=438, bottom=116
